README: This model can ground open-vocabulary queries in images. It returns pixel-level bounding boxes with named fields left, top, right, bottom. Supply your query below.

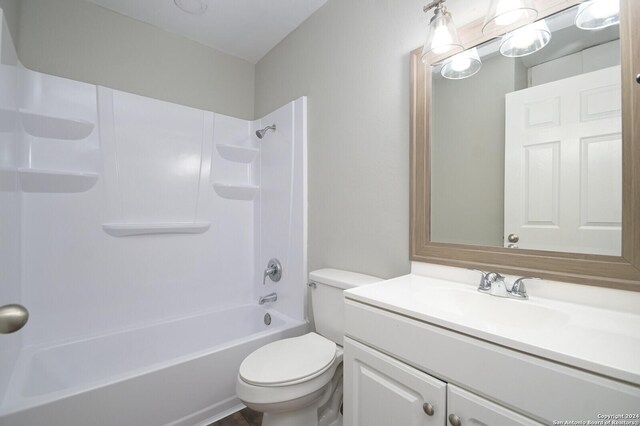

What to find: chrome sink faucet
left=470, top=269, right=540, bottom=300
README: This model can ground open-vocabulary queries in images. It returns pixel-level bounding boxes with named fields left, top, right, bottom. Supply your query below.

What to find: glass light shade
left=575, top=0, right=620, bottom=30
left=421, top=11, right=464, bottom=63
left=482, top=0, right=538, bottom=36
left=500, top=20, right=551, bottom=57
left=440, top=48, right=482, bottom=80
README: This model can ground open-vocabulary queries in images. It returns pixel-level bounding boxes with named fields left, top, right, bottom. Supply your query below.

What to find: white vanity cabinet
left=344, top=337, right=542, bottom=426
left=344, top=337, right=447, bottom=426
left=343, top=295, right=640, bottom=426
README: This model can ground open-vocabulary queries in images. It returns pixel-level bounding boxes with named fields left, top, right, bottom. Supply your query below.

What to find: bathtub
left=0, top=305, right=307, bottom=426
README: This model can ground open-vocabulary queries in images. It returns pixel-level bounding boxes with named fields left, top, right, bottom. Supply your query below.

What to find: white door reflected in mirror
left=504, top=66, right=621, bottom=256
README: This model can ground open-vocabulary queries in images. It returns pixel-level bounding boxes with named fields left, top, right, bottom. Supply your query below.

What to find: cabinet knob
left=449, top=414, right=462, bottom=426
left=423, top=402, right=434, bottom=416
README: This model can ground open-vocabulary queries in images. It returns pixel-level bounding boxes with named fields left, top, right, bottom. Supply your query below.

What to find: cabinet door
left=344, top=337, right=446, bottom=426
left=447, top=385, right=543, bottom=426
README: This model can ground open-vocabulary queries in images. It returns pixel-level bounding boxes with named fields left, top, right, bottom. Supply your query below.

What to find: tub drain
left=264, top=313, right=272, bottom=325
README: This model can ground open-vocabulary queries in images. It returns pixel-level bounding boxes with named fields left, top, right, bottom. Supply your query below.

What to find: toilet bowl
left=235, top=269, right=380, bottom=426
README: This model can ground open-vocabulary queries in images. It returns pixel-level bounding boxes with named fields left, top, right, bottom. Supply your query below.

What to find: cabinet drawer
left=345, top=300, right=640, bottom=423
left=344, top=337, right=447, bottom=426
left=448, top=385, right=543, bottom=426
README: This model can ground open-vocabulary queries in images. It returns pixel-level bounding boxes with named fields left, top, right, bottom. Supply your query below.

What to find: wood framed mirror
left=410, top=0, right=640, bottom=290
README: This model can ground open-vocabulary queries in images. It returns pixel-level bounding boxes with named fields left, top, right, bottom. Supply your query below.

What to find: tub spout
left=259, top=292, right=278, bottom=305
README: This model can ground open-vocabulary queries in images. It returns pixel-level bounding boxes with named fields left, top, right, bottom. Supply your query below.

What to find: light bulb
left=422, top=4, right=463, bottom=61
left=493, top=0, right=531, bottom=26
left=494, top=9, right=524, bottom=26
left=482, top=0, right=538, bottom=36
left=440, top=48, right=482, bottom=80
left=450, top=56, right=472, bottom=72
left=431, top=25, right=454, bottom=54
left=510, top=29, right=537, bottom=49
left=500, top=20, right=550, bottom=57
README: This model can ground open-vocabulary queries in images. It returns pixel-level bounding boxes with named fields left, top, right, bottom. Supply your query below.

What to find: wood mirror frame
left=410, top=0, right=640, bottom=291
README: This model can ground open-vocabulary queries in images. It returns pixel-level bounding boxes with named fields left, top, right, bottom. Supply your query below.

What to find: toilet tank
left=309, top=268, right=381, bottom=345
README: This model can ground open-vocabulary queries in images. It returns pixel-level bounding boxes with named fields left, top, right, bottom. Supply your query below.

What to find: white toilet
left=236, top=269, right=380, bottom=426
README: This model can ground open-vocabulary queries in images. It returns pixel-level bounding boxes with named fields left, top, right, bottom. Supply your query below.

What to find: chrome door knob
left=507, top=233, right=519, bottom=243
left=0, top=304, right=29, bottom=334
left=423, top=402, right=434, bottom=416
left=449, top=414, right=462, bottom=426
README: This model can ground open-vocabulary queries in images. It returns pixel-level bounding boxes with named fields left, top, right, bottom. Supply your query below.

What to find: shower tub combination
left=0, top=12, right=308, bottom=425
left=0, top=306, right=307, bottom=426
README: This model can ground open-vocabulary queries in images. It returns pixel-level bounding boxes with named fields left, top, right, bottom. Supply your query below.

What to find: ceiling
left=85, top=0, right=328, bottom=63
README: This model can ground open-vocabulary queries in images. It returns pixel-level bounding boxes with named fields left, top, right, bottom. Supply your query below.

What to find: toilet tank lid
left=309, top=268, right=382, bottom=290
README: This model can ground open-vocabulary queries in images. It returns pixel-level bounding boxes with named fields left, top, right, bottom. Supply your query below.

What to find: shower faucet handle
left=263, top=258, right=282, bottom=285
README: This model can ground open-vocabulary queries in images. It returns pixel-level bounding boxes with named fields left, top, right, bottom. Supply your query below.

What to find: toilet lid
left=239, top=333, right=337, bottom=386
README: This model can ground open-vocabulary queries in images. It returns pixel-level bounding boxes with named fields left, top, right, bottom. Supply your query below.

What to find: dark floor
left=209, top=407, right=262, bottom=426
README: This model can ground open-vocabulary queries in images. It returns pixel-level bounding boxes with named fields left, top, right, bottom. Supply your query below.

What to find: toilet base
left=318, top=379, right=342, bottom=426
left=244, top=364, right=344, bottom=426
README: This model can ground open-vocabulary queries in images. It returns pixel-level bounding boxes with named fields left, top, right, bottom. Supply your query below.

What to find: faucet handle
left=263, top=258, right=282, bottom=285
left=469, top=269, right=491, bottom=291
left=509, top=276, right=540, bottom=299
left=485, top=272, right=505, bottom=283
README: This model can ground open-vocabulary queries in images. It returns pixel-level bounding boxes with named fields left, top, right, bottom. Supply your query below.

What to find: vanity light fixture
left=500, top=20, right=551, bottom=57
left=575, top=0, right=620, bottom=30
left=482, top=0, right=538, bottom=36
left=174, top=0, right=208, bottom=15
left=440, top=48, right=482, bottom=79
left=421, top=0, right=464, bottom=63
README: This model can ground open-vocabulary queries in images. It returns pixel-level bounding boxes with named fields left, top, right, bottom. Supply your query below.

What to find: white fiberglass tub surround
left=0, top=306, right=307, bottom=426
left=0, top=11, right=307, bottom=426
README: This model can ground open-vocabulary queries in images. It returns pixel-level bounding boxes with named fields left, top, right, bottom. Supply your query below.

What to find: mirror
left=410, top=0, right=640, bottom=290
left=430, top=5, right=621, bottom=256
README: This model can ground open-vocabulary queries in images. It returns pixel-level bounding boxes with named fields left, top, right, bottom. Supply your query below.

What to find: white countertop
left=345, top=273, right=640, bottom=386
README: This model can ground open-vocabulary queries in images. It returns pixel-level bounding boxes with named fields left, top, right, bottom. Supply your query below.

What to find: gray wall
left=15, top=0, right=255, bottom=119
left=431, top=55, right=526, bottom=247
left=530, top=40, right=620, bottom=86
left=254, top=0, right=484, bottom=278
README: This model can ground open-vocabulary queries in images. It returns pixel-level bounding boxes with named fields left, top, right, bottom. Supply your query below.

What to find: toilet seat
left=236, top=344, right=344, bottom=409
left=239, top=333, right=337, bottom=386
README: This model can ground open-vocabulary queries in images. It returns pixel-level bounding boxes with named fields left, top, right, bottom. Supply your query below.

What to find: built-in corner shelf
left=18, top=168, right=99, bottom=193
left=20, top=109, right=95, bottom=140
left=213, top=182, right=259, bottom=200
left=215, top=144, right=259, bottom=163
left=102, top=222, right=211, bottom=237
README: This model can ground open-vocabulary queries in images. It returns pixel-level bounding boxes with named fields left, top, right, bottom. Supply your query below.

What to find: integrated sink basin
left=417, top=286, right=571, bottom=330
left=345, top=273, right=640, bottom=385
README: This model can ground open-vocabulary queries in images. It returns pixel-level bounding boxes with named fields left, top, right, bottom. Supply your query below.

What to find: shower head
left=256, top=124, right=276, bottom=139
